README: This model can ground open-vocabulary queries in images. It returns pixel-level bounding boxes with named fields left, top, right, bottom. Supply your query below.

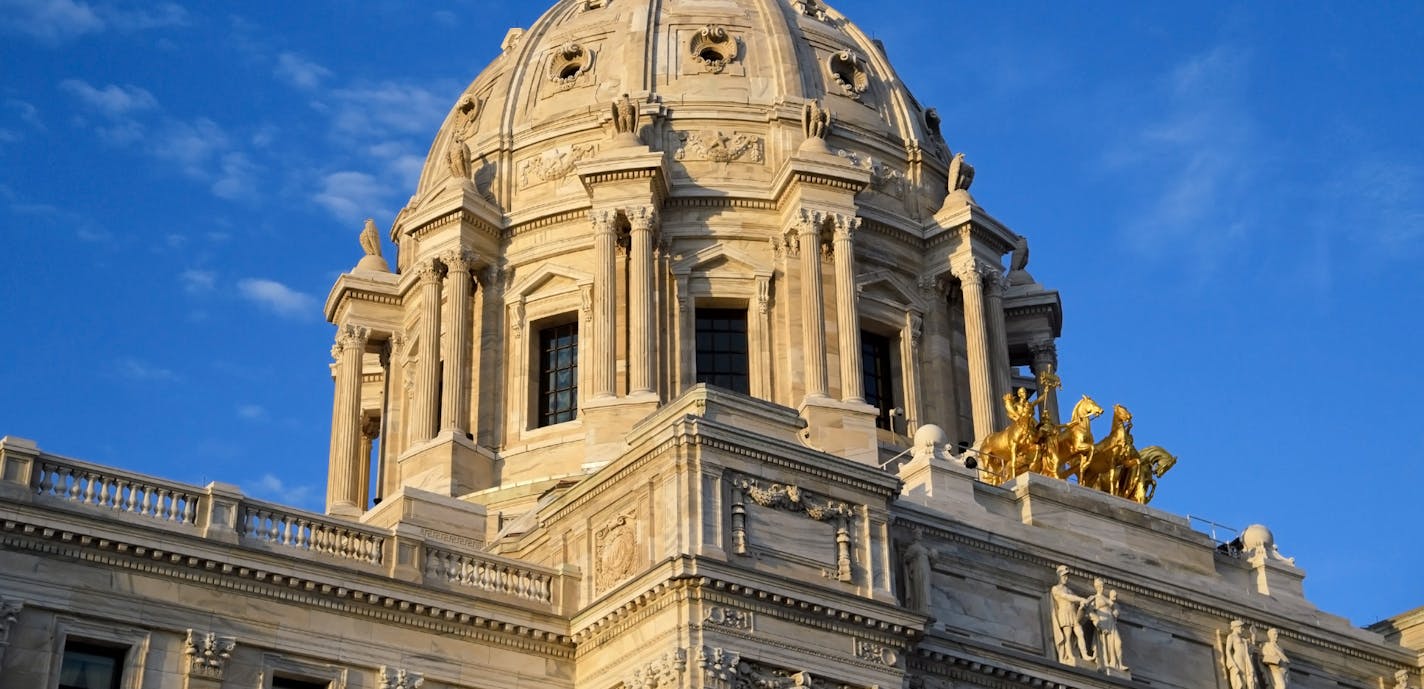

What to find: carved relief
left=827, top=50, right=870, bottom=99
left=518, top=143, right=597, bottom=187
left=728, top=473, right=855, bottom=582
left=594, top=512, right=639, bottom=594
left=184, top=630, right=236, bottom=680
left=704, top=606, right=754, bottom=631
left=1218, top=621, right=1291, bottom=689
left=924, top=108, right=943, bottom=140
left=548, top=43, right=595, bottom=89
left=0, top=598, right=21, bottom=648
left=673, top=131, right=765, bottom=163
left=698, top=647, right=742, bottom=684
left=625, top=649, right=687, bottom=689
left=835, top=149, right=908, bottom=198
left=793, top=0, right=828, bottom=21
left=854, top=640, right=898, bottom=667
left=378, top=666, right=424, bottom=689
left=690, top=25, right=739, bottom=73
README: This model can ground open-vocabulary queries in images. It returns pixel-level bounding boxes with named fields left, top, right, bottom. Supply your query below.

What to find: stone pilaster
left=1029, top=339, right=1060, bottom=425
left=413, top=260, right=443, bottom=442
left=359, top=416, right=380, bottom=508
left=983, top=269, right=1011, bottom=427
left=327, top=324, right=368, bottom=516
left=440, top=248, right=477, bottom=434
left=591, top=209, right=618, bottom=399
left=797, top=210, right=828, bottom=400
left=951, top=258, right=996, bottom=442
left=831, top=213, right=864, bottom=403
left=627, top=206, right=657, bottom=396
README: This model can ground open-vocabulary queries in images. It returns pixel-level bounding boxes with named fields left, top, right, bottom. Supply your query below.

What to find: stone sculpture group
left=1049, top=565, right=1130, bottom=678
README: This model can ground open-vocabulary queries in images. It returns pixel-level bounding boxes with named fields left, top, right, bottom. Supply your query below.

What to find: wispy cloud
left=313, top=170, right=386, bottom=223
left=1351, top=158, right=1424, bottom=253
left=1, top=0, right=186, bottom=44
left=246, top=473, right=316, bottom=508
left=236, top=404, right=267, bottom=421
left=179, top=268, right=215, bottom=293
left=237, top=278, right=317, bottom=318
left=113, top=357, right=177, bottom=382
left=275, top=51, right=332, bottom=90
left=59, top=79, right=157, bottom=118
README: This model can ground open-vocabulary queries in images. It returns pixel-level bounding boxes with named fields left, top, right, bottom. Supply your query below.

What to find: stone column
left=901, top=309, right=924, bottom=435
left=750, top=275, right=772, bottom=398
left=831, top=214, right=864, bottom=403
left=983, top=269, right=1011, bottom=427
left=359, top=416, right=380, bottom=508
left=327, top=324, right=368, bottom=515
left=413, top=260, right=443, bottom=441
left=951, top=258, right=996, bottom=442
left=797, top=211, right=829, bottom=399
left=627, top=206, right=657, bottom=396
left=440, top=248, right=476, bottom=433
left=1029, top=339, right=1060, bottom=425
left=591, top=210, right=618, bottom=399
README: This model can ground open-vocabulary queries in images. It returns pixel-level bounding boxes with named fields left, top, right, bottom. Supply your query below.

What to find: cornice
left=0, top=515, right=573, bottom=657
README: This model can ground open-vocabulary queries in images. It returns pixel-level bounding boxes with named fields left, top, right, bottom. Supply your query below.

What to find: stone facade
left=1, top=1, right=1421, bottom=689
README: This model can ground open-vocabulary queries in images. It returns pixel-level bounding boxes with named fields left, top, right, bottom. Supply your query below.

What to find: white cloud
left=246, top=473, right=315, bottom=508
left=211, top=151, right=260, bottom=200
left=179, top=268, right=215, bottom=293
left=236, top=404, right=267, bottom=421
left=151, top=117, right=228, bottom=177
left=114, top=357, right=177, bottom=382
left=313, top=170, right=386, bottom=222
left=275, top=51, right=332, bottom=90
left=59, top=79, right=157, bottom=118
left=0, top=0, right=185, bottom=44
left=325, top=81, right=449, bottom=140
left=1351, top=159, right=1424, bottom=253
left=5, top=99, right=46, bottom=131
left=237, top=278, right=317, bottom=318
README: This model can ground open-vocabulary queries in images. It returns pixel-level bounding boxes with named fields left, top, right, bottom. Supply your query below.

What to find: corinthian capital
left=795, top=208, right=826, bottom=235
left=949, top=257, right=1000, bottom=285
left=624, top=205, right=658, bottom=232
left=590, top=208, right=618, bottom=235
left=440, top=247, right=478, bottom=273
left=830, top=213, right=860, bottom=239
left=334, top=324, right=370, bottom=353
left=414, top=259, right=443, bottom=284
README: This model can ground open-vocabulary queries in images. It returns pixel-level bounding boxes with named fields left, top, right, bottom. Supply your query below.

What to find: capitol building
left=1, top=1, right=1420, bottom=688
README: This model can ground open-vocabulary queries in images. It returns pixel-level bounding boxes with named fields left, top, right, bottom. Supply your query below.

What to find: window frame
left=693, top=306, right=752, bottom=395
left=260, top=653, right=347, bottom=689
left=48, top=617, right=149, bottom=689
left=535, top=318, right=580, bottom=427
left=860, top=328, right=896, bottom=431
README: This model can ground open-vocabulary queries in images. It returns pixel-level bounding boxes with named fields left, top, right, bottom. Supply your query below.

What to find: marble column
left=627, top=206, right=656, bottom=396
left=831, top=214, right=864, bottom=403
left=951, top=258, right=996, bottom=442
left=413, top=260, right=443, bottom=442
left=359, top=416, right=380, bottom=507
left=797, top=211, right=829, bottom=399
left=591, top=210, right=618, bottom=399
left=327, top=324, right=368, bottom=515
left=440, top=248, right=476, bottom=433
left=901, top=309, right=923, bottom=435
left=1029, top=339, right=1060, bottom=425
left=750, top=275, right=772, bottom=398
left=983, top=270, right=1011, bottom=427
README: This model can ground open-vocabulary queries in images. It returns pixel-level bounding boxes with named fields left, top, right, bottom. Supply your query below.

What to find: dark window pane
left=59, top=641, right=125, bottom=689
left=537, top=322, right=579, bottom=427
left=695, top=309, right=750, bottom=395
left=861, top=330, right=895, bottom=430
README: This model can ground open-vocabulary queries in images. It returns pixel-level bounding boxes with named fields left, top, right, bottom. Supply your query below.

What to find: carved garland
left=548, top=43, right=595, bottom=89
left=594, top=512, right=639, bottom=594
left=700, top=649, right=870, bottom=689
left=727, top=473, right=855, bottom=582
left=690, top=25, right=739, bottom=73
left=625, top=648, right=687, bottom=689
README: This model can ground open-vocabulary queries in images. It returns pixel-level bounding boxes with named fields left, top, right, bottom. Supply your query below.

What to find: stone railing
left=30, top=454, right=202, bottom=527
left=423, top=545, right=556, bottom=603
left=238, top=499, right=385, bottom=566
left=0, top=437, right=581, bottom=615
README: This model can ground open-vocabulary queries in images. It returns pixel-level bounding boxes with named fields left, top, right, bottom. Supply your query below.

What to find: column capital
left=414, top=259, right=443, bottom=284
left=918, top=273, right=950, bottom=298
left=590, top=208, right=618, bottom=234
left=1029, top=339, right=1058, bottom=362
left=949, top=257, right=1000, bottom=284
left=831, top=213, right=860, bottom=238
left=334, top=324, right=370, bottom=353
left=624, top=205, right=658, bottom=231
left=795, top=208, right=826, bottom=235
left=360, top=416, right=381, bottom=441
left=440, top=247, right=478, bottom=274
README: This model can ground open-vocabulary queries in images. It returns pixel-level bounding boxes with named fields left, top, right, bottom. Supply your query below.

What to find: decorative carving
left=626, top=649, right=687, bottom=689
left=690, top=25, right=739, bottom=73
left=802, top=99, right=831, bottom=143
left=518, top=143, right=597, bottom=187
left=901, top=530, right=934, bottom=614
left=705, top=606, right=754, bottom=630
left=548, top=43, right=594, bottom=89
left=0, top=598, right=21, bottom=648
left=1219, top=620, right=1261, bottom=689
left=827, top=50, right=870, bottom=99
left=792, top=0, right=827, bottom=21
left=731, top=474, right=850, bottom=521
left=509, top=300, right=525, bottom=338
left=698, top=647, right=742, bottom=684
left=1049, top=565, right=1094, bottom=667
left=454, top=94, right=482, bottom=141
left=359, top=218, right=382, bottom=259
left=908, top=311, right=923, bottom=345
left=582, top=0, right=609, bottom=10
left=1085, top=577, right=1128, bottom=676
left=594, top=513, right=638, bottom=593
left=334, top=324, right=370, bottom=354
left=1396, top=670, right=1415, bottom=689
left=1047, top=568, right=1129, bottom=677
left=834, top=149, right=908, bottom=198
left=378, top=666, right=424, bottom=689
left=440, top=248, right=477, bottom=275
left=674, top=131, right=764, bottom=163
left=1240, top=524, right=1295, bottom=565
left=924, top=108, right=943, bottom=139
left=948, top=152, right=975, bottom=192
left=184, top=630, right=236, bottom=680
left=360, top=416, right=381, bottom=442
left=612, top=93, right=640, bottom=143
left=1259, top=628, right=1290, bottom=689
left=756, top=277, right=771, bottom=315
left=447, top=136, right=471, bottom=180
left=854, top=640, right=898, bottom=667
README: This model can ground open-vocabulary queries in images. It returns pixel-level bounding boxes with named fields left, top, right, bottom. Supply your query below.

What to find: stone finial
left=356, top=218, right=391, bottom=273
left=1008, top=234, right=1037, bottom=286
left=611, top=93, right=642, bottom=146
left=800, top=99, right=831, bottom=153
left=184, top=630, right=236, bottom=680
left=1240, top=524, right=1294, bottom=565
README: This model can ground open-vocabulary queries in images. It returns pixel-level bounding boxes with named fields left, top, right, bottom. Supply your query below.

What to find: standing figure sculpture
left=1259, top=628, right=1289, bottom=689
left=1223, top=620, right=1259, bottom=689
left=978, top=388, right=1044, bottom=483
left=902, top=530, right=934, bottom=615
left=1086, top=579, right=1127, bottom=674
left=1049, top=565, right=1094, bottom=665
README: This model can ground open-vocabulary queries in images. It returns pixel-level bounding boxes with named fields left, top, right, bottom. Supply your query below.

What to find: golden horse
left=976, top=389, right=1043, bottom=484
left=1123, top=446, right=1177, bottom=504
left=1047, top=395, right=1104, bottom=481
left=1083, top=404, right=1134, bottom=493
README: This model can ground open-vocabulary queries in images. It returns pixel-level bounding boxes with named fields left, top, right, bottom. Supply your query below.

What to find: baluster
left=184, top=495, right=197, bottom=524
left=62, top=468, right=78, bottom=500
left=124, top=482, right=138, bottom=512
left=138, top=484, right=153, bottom=516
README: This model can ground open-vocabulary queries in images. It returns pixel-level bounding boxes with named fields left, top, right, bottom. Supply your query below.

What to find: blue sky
left=1, top=1, right=1420, bottom=626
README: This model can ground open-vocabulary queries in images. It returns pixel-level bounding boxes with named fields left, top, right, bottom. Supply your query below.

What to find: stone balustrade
left=423, top=545, right=556, bottom=603
left=239, top=499, right=386, bottom=566
left=31, top=456, right=201, bottom=526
